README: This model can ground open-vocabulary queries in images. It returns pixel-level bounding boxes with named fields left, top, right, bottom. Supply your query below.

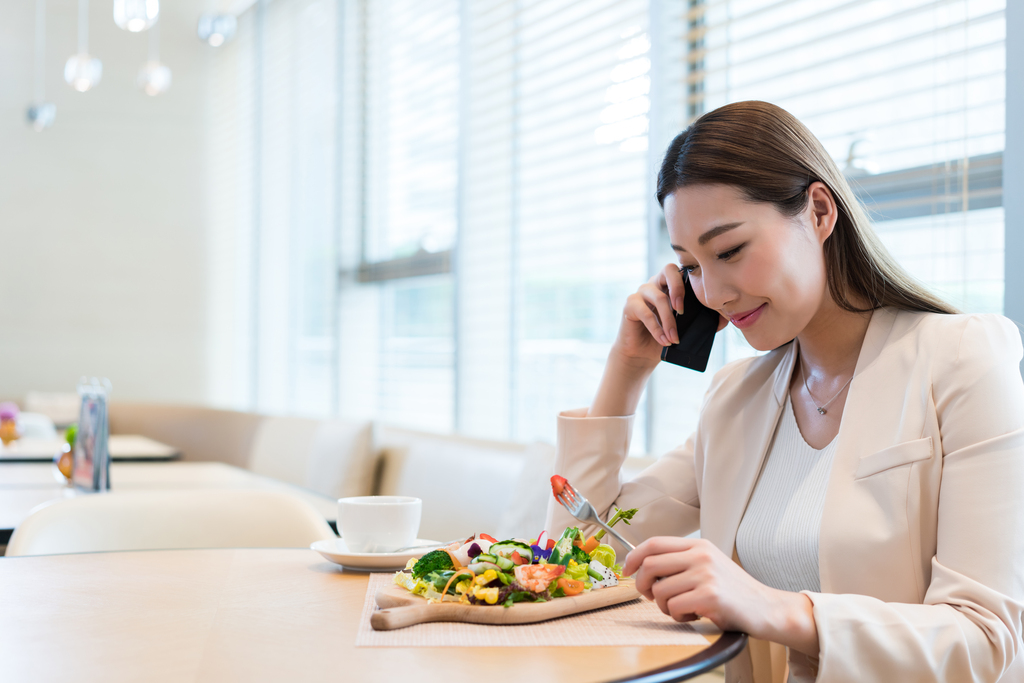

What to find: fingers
left=662, top=263, right=686, bottom=314
left=648, top=568, right=699, bottom=614
left=633, top=550, right=697, bottom=599
left=640, top=283, right=679, bottom=345
left=665, top=593, right=704, bottom=623
left=621, top=538, right=660, bottom=576
left=622, top=536, right=694, bottom=578
left=625, top=289, right=675, bottom=346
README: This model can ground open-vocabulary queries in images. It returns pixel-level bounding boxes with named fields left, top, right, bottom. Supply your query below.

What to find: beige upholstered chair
left=247, top=416, right=376, bottom=500
left=6, top=489, right=335, bottom=557
left=375, top=425, right=548, bottom=542
left=107, top=402, right=265, bottom=468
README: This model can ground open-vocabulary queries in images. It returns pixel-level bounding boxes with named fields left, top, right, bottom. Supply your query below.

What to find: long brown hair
left=657, top=100, right=956, bottom=315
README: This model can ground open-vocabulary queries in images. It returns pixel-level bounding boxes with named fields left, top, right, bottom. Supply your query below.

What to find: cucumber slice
left=495, top=555, right=514, bottom=571
left=472, top=553, right=498, bottom=564
left=489, top=540, right=534, bottom=564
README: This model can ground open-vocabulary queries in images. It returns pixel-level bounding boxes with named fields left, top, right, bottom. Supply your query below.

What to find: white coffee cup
left=337, top=496, right=422, bottom=553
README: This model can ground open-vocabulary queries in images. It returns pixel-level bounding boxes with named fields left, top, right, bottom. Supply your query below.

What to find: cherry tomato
left=550, top=475, right=568, bottom=498
left=557, top=577, right=585, bottom=596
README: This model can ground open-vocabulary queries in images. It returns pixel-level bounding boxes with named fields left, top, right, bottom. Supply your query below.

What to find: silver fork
left=555, top=480, right=636, bottom=551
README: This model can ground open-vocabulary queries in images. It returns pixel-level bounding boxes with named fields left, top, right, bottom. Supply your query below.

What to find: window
left=206, top=0, right=339, bottom=415
left=208, top=0, right=1007, bottom=456
left=337, top=0, right=460, bottom=431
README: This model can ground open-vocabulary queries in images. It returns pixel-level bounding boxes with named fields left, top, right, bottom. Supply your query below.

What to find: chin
left=737, top=325, right=797, bottom=352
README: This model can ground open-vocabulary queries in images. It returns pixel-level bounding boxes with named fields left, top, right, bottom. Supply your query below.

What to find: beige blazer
left=546, top=308, right=1024, bottom=683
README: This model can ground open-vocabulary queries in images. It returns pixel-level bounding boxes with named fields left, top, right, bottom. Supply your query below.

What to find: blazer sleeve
left=807, top=314, right=1024, bottom=683
left=544, top=408, right=702, bottom=556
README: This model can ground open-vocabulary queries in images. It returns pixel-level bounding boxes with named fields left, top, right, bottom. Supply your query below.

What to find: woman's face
left=663, top=182, right=835, bottom=351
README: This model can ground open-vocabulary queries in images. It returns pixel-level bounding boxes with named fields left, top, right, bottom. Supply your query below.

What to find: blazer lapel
left=818, top=307, right=899, bottom=592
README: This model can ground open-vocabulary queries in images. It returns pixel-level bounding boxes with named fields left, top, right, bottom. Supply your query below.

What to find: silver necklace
left=801, top=362, right=854, bottom=416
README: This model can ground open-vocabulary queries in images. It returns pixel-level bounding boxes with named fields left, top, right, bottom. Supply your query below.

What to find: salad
left=392, top=505, right=638, bottom=609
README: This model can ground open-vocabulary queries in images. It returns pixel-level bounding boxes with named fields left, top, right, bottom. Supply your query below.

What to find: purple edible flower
left=531, top=544, right=552, bottom=563
left=467, top=542, right=482, bottom=559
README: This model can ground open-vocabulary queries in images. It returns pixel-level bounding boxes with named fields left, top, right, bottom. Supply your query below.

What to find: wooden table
left=0, top=548, right=745, bottom=683
left=0, top=434, right=181, bottom=462
left=0, top=462, right=338, bottom=545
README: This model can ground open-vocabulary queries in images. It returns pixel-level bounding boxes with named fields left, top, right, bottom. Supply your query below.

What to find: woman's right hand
left=590, top=264, right=707, bottom=417
left=614, top=263, right=692, bottom=365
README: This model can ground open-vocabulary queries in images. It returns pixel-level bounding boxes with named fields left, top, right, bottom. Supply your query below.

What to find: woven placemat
left=356, top=572, right=717, bottom=647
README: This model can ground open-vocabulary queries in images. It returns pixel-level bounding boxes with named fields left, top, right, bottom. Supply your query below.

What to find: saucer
left=311, top=538, right=442, bottom=571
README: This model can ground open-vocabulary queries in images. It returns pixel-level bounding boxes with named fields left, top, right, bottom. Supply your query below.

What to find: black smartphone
left=660, top=274, right=719, bottom=372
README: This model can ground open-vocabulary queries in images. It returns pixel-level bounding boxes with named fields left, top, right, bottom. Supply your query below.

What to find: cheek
left=770, top=236, right=828, bottom=315
left=742, top=235, right=826, bottom=328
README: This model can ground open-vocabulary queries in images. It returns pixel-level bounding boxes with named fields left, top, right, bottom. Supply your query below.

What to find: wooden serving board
left=370, top=579, right=640, bottom=630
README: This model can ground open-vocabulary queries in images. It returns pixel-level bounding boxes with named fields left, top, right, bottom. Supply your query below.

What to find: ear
left=806, top=181, right=838, bottom=245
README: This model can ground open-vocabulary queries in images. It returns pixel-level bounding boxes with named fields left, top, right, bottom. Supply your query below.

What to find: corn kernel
left=474, top=569, right=497, bottom=586
left=473, top=586, right=500, bottom=605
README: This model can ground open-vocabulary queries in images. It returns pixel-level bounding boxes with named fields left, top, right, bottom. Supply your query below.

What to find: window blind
left=337, top=0, right=460, bottom=432
left=458, top=0, right=653, bottom=447
left=208, top=0, right=1008, bottom=456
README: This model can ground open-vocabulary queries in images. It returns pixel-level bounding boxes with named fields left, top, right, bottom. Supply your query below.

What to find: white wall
left=0, top=0, right=211, bottom=404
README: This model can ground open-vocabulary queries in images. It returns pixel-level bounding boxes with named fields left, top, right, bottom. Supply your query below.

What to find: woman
left=545, top=101, right=1024, bottom=683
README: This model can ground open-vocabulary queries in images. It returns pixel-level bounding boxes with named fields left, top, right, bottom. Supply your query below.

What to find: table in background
left=0, top=434, right=181, bottom=462
left=0, top=462, right=337, bottom=546
left=0, top=548, right=745, bottom=683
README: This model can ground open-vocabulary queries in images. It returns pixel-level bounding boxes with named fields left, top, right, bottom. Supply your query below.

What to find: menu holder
left=72, top=378, right=112, bottom=492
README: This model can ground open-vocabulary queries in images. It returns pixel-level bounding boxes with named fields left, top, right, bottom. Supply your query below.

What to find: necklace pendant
left=817, top=407, right=827, bottom=415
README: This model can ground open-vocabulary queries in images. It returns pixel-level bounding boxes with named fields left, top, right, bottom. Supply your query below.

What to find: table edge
left=602, top=631, right=748, bottom=683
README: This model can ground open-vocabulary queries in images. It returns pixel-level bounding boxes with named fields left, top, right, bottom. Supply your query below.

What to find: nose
left=695, top=272, right=733, bottom=311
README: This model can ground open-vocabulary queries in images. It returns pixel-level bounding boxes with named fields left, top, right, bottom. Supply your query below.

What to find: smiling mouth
left=729, top=304, right=766, bottom=323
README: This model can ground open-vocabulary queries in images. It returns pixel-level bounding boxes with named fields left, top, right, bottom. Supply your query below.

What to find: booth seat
left=108, top=402, right=264, bottom=470
left=107, top=402, right=657, bottom=543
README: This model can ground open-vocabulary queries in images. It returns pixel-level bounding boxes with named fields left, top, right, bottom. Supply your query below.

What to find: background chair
left=5, top=489, right=335, bottom=557
left=107, top=402, right=266, bottom=468
left=246, top=416, right=375, bottom=500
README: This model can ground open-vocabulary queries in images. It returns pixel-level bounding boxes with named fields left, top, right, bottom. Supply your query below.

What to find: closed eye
left=717, top=243, right=745, bottom=261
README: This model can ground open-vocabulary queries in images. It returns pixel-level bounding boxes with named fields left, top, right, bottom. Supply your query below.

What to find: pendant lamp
left=64, top=0, right=102, bottom=92
left=197, top=13, right=237, bottom=47
left=137, top=18, right=171, bottom=96
left=26, top=0, right=56, bottom=130
left=114, top=0, right=159, bottom=32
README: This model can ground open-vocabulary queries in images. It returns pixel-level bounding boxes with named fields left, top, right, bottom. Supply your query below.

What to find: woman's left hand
left=621, top=536, right=819, bottom=655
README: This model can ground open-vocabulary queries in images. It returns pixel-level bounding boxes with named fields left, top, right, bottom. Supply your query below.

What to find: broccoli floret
left=594, top=507, right=638, bottom=541
left=411, top=550, right=455, bottom=578
left=570, top=544, right=591, bottom=565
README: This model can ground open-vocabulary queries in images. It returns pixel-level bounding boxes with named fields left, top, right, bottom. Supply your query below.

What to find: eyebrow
left=670, top=222, right=745, bottom=252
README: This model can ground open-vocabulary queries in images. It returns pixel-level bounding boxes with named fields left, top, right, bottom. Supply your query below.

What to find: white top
left=735, top=394, right=839, bottom=594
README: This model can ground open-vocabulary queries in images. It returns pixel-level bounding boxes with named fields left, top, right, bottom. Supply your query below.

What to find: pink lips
left=728, top=303, right=766, bottom=329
